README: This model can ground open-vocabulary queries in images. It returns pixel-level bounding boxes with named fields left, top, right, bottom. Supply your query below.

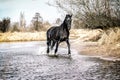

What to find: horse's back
left=47, top=26, right=60, bottom=40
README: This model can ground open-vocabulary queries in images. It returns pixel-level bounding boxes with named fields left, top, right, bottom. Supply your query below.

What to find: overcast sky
left=0, top=0, right=61, bottom=24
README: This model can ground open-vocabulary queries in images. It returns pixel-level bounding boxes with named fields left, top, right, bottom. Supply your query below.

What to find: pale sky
left=0, top=0, right=61, bottom=24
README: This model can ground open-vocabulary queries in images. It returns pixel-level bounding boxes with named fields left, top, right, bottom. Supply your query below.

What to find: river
left=0, top=41, right=120, bottom=80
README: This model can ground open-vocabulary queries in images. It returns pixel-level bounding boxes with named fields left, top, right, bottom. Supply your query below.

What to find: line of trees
left=1, top=0, right=119, bottom=32
left=0, top=18, right=10, bottom=32
left=0, top=12, right=51, bottom=33
left=31, top=12, right=43, bottom=31
left=51, top=0, right=120, bottom=29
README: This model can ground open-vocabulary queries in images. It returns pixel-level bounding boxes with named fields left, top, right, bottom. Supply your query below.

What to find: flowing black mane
left=46, top=14, right=72, bottom=55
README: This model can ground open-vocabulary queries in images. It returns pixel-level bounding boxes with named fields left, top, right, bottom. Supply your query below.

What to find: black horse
left=46, top=14, right=72, bottom=55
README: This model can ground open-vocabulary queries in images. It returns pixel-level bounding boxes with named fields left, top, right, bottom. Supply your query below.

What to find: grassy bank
left=0, top=28, right=120, bottom=58
left=0, top=29, right=80, bottom=42
left=77, top=27, right=120, bottom=58
left=0, top=31, right=46, bottom=42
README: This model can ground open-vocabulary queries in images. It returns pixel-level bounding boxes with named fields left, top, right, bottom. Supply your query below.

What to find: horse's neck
left=60, top=21, right=68, bottom=31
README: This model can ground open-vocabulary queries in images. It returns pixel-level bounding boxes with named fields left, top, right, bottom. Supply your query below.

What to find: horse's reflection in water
left=46, top=14, right=72, bottom=56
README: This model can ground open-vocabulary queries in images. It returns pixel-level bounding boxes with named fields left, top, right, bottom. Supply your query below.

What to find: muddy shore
left=71, top=40, right=120, bottom=61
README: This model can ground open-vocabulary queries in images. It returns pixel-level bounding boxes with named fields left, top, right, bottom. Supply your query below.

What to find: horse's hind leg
left=54, top=41, right=59, bottom=55
left=47, top=40, right=51, bottom=54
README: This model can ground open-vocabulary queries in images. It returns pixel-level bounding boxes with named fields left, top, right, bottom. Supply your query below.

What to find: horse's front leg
left=51, top=41, right=56, bottom=50
left=66, top=39, right=71, bottom=55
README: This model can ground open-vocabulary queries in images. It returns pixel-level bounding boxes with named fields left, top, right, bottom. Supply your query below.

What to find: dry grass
left=77, top=27, right=120, bottom=58
left=99, top=27, right=120, bottom=45
left=0, top=29, right=96, bottom=42
left=98, top=27, right=120, bottom=57
left=0, top=29, right=102, bottom=42
left=0, top=31, right=46, bottom=42
left=70, top=29, right=102, bottom=41
left=0, top=29, right=79, bottom=42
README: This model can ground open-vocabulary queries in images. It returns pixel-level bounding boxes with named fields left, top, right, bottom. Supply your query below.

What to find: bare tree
left=31, top=12, right=43, bottom=31
left=55, top=18, right=62, bottom=25
left=50, top=0, right=120, bottom=29
left=19, top=12, right=26, bottom=31
left=11, top=22, right=20, bottom=32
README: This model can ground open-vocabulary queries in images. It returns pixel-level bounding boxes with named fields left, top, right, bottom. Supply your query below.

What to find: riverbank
left=0, top=30, right=81, bottom=42
left=0, top=31, right=46, bottom=42
left=72, top=28, right=120, bottom=60
left=0, top=29, right=120, bottom=59
left=72, top=40, right=120, bottom=61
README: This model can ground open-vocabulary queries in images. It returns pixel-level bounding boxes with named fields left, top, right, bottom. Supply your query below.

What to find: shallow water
left=0, top=41, right=120, bottom=80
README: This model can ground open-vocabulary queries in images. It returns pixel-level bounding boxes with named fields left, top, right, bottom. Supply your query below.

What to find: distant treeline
left=0, top=18, right=10, bottom=33
left=0, top=12, right=51, bottom=33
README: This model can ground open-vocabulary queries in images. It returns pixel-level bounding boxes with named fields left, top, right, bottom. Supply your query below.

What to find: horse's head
left=65, top=14, right=72, bottom=30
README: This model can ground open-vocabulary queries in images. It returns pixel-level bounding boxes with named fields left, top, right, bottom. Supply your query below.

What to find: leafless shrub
left=50, top=0, right=120, bottom=29
left=11, top=22, right=20, bottom=32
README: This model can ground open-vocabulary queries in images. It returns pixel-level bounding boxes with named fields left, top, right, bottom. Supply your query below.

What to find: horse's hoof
left=68, top=54, right=71, bottom=57
left=54, top=53, right=58, bottom=57
left=46, top=53, right=49, bottom=56
left=54, top=53, right=57, bottom=56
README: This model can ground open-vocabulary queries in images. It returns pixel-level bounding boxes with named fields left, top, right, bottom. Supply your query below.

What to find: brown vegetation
left=52, top=0, right=120, bottom=29
left=76, top=27, right=120, bottom=58
left=0, top=31, right=46, bottom=42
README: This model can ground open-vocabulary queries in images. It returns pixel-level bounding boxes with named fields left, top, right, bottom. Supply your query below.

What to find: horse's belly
left=60, top=38, right=66, bottom=42
left=59, top=36, right=67, bottom=41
